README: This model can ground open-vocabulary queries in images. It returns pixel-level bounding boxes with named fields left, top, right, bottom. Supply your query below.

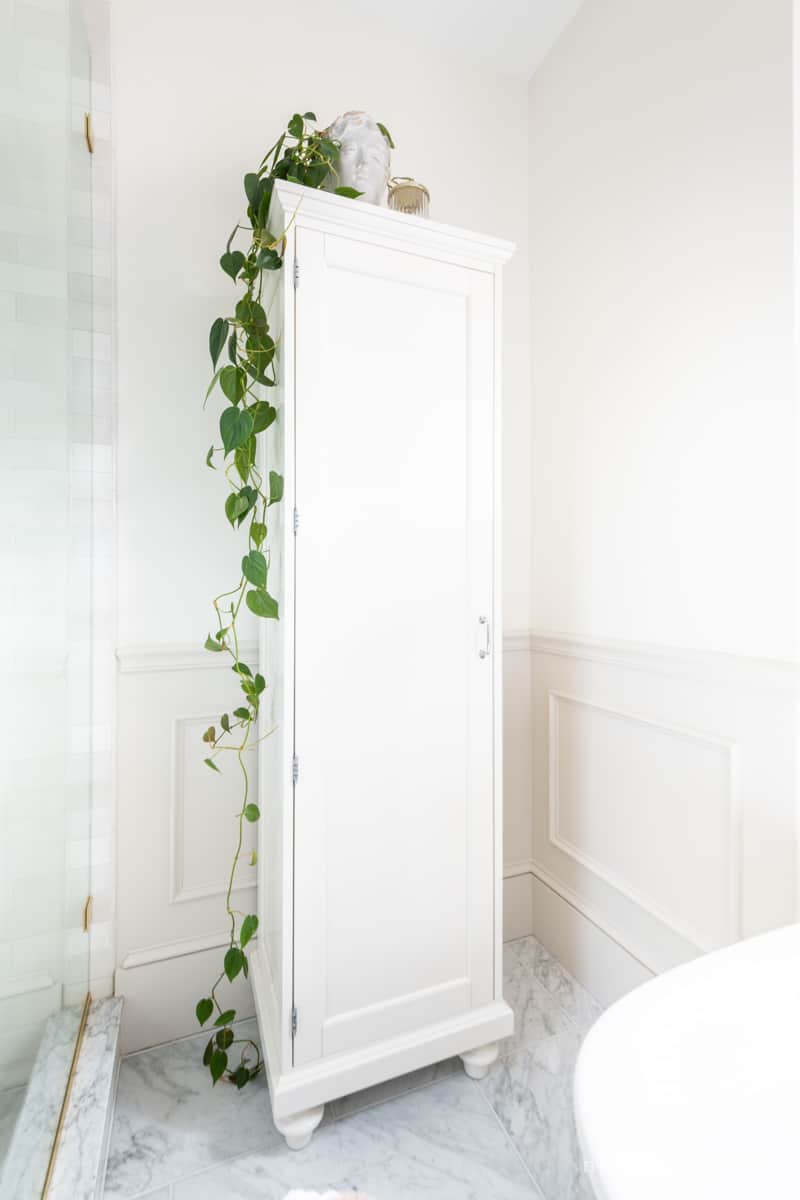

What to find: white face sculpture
left=326, top=111, right=390, bottom=206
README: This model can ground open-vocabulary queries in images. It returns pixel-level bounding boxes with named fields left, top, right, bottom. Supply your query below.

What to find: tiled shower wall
left=0, top=0, right=114, bottom=1085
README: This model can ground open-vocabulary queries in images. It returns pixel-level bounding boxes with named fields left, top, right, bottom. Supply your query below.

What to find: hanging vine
left=194, top=111, right=393, bottom=1089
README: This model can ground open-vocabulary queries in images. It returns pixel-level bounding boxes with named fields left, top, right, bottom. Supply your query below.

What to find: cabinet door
left=292, top=225, right=496, bottom=1066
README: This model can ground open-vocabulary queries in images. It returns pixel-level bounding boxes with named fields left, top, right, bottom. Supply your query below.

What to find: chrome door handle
left=478, top=616, right=490, bottom=659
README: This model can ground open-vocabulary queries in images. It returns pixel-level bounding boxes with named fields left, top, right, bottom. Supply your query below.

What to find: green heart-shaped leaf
left=196, top=997, right=213, bottom=1026
left=220, top=365, right=247, bottom=405
left=256, top=247, right=282, bottom=271
left=244, top=803, right=260, bottom=822
left=268, top=470, right=284, bottom=506
left=234, top=440, right=254, bottom=484
left=240, top=914, right=258, bottom=948
left=220, top=406, right=254, bottom=456
left=224, top=946, right=243, bottom=982
left=235, top=297, right=267, bottom=330
left=209, top=317, right=227, bottom=368
left=242, top=550, right=267, bottom=588
left=220, top=250, right=245, bottom=280
left=224, top=492, right=247, bottom=525
left=251, top=402, right=276, bottom=434
left=246, top=588, right=278, bottom=619
left=243, top=172, right=259, bottom=205
left=209, top=1048, right=228, bottom=1084
left=304, top=161, right=328, bottom=189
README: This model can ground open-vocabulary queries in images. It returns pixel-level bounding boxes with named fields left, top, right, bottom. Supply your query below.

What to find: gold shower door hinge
left=84, top=111, right=95, bottom=154
left=82, top=895, right=93, bottom=932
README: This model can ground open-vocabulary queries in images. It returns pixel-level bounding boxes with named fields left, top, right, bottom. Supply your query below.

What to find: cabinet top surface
left=271, top=180, right=515, bottom=267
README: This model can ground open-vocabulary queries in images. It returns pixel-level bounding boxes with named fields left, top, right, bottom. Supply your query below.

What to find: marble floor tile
left=171, top=1075, right=542, bottom=1199
left=502, top=969, right=574, bottom=1055
left=504, top=937, right=603, bottom=1035
left=103, top=938, right=605, bottom=1200
left=103, top=1019, right=279, bottom=1199
left=479, top=1030, right=589, bottom=1200
left=329, top=1056, right=459, bottom=1121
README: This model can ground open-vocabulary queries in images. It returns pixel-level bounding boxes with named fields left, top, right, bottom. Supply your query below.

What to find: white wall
left=112, top=0, right=533, bottom=1047
left=530, top=0, right=795, bottom=660
left=522, top=0, right=797, bottom=1002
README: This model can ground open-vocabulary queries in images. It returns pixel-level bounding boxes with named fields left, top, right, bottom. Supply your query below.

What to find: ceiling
left=333, top=0, right=585, bottom=81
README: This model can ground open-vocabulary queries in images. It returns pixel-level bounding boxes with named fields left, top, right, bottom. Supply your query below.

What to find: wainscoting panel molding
left=547, top=690, right=741, bottom=954
left=170, top=714, right=257, bottom=904
left=523, top=630, right=798, bottom=994
left=116, top=651, right=260, bottom=1051
left=116, top=634, right=795, bottom=1045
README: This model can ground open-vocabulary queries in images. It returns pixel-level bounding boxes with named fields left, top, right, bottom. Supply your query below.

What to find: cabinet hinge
left=293, top=507, right=299, bottom=534
left=292, top=755, right=299, bottom=784
left=293, top=259, right=300, bottom=289
left=291, top=1006, right=298, bottom=1037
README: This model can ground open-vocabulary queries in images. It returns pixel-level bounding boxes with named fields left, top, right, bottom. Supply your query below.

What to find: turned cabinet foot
left=274, top=1104, right=325, bottom=1150
left=460, top=1041, right=499, bottom=1081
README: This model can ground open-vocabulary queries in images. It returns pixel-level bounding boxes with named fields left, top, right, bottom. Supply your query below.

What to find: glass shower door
left=0, top=0, right=94, bottom=1192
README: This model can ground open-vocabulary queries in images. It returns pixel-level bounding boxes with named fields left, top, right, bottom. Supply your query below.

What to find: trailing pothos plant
left=194, top=110, right=393, bottom=1090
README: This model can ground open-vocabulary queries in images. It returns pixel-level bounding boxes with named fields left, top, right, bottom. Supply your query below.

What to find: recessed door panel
left=292, top=227, right=495, bottom=1065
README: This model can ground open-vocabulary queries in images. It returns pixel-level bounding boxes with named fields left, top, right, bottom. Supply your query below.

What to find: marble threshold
left=0, top=996, right=123, bottom=1200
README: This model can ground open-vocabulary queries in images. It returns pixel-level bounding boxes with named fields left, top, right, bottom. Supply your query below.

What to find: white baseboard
left=115, top=943, right=255, bottom=1055
left=526, top=868, right=652, bottom=1007
left=502, top=865, right=535, bottom=941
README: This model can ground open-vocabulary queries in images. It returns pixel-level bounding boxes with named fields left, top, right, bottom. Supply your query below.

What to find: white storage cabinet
left=252, top=180, right=514, bottom=1149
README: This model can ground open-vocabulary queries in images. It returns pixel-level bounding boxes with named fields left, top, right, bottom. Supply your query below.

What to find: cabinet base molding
left=252, top=948, right=513, bottom=1124
left=459, top=1041, right=499, bottom=1080
left=274, top=1104, right=325, bottom=1151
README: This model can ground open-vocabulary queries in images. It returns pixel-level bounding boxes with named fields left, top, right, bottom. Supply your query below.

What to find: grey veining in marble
left=104, top=1018, right=281, bottom=1198
left=49, top=997, right=123, bottom=1200
left=480, top=1030, right=587, bottom=1200
left=504, top=937, right=603, bottom=1035
left=501, top=967, right=574, bottom=1055
left=171, top=1075, right=542, bottom=1200
left=0, top=1087, right=26, bottom=1170
left=0, top=1002, right=82, bottom=1200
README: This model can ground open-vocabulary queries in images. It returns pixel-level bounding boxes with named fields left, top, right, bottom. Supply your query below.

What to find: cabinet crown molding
left=272, top=180, right=515, bottom=269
